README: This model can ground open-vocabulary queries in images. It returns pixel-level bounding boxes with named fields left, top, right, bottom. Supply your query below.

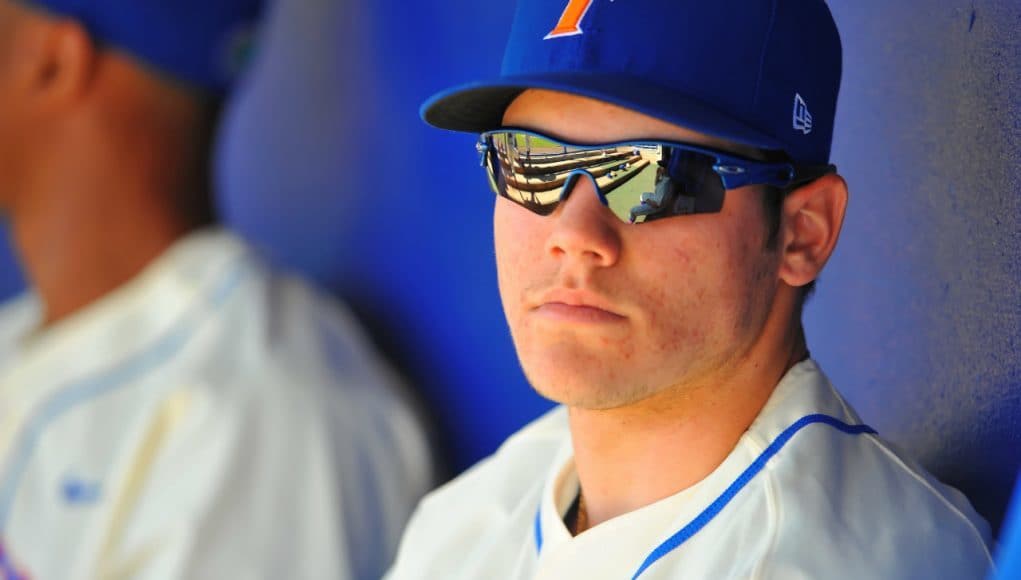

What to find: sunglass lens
left=486, top=132, right=563, bottom=216
left=485, top=133, right=726, bottom=222
left=611, top=147, right=725, bottom=223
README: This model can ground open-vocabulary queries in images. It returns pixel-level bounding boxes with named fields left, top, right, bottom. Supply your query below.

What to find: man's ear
left=31, top=18, right=95, bottom=108
left=777, top=173, right=848, bottom=288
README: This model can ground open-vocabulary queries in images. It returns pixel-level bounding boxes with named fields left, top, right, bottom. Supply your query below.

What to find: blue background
left=1, top=0, right=1018, bottom=546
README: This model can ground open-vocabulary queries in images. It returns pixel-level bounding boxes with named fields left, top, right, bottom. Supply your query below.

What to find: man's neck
left=10, top=170, right=201, bottom=327
left=566, top=332, right=807, bottom=532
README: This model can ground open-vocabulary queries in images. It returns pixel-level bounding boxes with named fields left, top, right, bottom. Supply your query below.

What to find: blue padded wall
left=217, top=0, right=537, bottom=475
left=805, top=0, right=1020, bottom=534
left=0, top=234, right=23, bottom=302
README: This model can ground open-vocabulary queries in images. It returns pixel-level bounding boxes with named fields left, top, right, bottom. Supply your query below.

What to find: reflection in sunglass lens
left=484, top=132, right=726, bottom=223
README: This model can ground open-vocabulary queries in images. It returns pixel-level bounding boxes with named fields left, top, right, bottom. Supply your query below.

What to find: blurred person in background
left=0, top=0, right=432, bottom=578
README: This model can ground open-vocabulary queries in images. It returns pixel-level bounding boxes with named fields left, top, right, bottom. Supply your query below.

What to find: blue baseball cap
left=422, top=0, right=842, bottom=164
left=22, top=0, right=263, bottom=92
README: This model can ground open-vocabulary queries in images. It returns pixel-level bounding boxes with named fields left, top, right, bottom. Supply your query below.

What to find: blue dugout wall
left=0, top=0, right=1017, bottom=543
left=806, top=1, right=1020, bottom=535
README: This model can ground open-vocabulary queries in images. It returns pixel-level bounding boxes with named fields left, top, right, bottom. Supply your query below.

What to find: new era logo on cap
left=793, top=93, right=813, bottom=135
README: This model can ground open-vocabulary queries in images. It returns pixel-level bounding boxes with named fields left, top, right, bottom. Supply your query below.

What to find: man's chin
left=524, top=368, right=658, bottom=411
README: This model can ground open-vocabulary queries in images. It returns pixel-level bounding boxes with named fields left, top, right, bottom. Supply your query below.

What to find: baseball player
left=0, top=0, right=431, bottom=578
left=387, top=0, right=993, bottom=578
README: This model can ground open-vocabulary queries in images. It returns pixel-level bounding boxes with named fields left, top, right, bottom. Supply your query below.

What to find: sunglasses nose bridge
left=559, top=169, right=608, bottom=206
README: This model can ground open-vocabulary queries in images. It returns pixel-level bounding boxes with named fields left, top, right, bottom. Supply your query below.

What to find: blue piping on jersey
left=532, top=414, right=876, bottom=579
left=534, top=504, right=543, bottom=554
left=0, top=259, right=248, bottom=530
left=631, top=414, right=876, bottom=578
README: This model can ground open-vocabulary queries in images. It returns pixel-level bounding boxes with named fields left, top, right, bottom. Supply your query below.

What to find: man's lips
left=532, top=289, right=627, bottom=324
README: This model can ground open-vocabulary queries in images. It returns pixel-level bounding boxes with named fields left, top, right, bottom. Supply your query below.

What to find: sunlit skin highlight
left=495, top=89, right=848, bottom=530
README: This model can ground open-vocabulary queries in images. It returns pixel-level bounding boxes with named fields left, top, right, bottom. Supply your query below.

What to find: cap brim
left=421, top=72, right=784, bottom=152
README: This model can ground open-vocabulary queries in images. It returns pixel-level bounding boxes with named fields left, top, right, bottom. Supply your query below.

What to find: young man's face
left=495, top=89, right=783, bottom=410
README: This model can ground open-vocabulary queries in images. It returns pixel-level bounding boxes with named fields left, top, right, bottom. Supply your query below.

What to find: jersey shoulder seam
left=748, top=431, right=780, bottom=580
left=862, top=434, right=994, bottom=564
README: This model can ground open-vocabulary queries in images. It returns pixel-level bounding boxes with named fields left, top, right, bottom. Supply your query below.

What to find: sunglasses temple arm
left=718, top=162, right=795, bottom=189
left=789, top=164, right=838, bottom=188
left=717, top=162, right=836, bottom=190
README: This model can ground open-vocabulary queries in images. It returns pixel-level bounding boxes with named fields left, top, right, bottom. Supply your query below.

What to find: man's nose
left=544, top=173, right=622, bottom=267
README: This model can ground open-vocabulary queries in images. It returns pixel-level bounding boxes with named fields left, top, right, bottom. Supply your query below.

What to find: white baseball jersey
left=0, top=228, right=433, bottom=579
left=388, top=360, right=993, bottom=579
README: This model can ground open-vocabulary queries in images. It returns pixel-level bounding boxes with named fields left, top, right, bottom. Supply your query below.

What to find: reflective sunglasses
left=477, top=129, right=836, bottom=224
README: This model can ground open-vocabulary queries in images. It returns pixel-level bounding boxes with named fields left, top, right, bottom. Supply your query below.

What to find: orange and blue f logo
left=545, top=0, right=595, bottom=40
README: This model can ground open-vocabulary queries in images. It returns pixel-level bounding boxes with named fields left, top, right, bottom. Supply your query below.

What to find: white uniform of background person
left=388, top=360, right=991, bottom=579
left=0, top=229, right=432, bottom=579
left=0, top=0, right=434, bottom=576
